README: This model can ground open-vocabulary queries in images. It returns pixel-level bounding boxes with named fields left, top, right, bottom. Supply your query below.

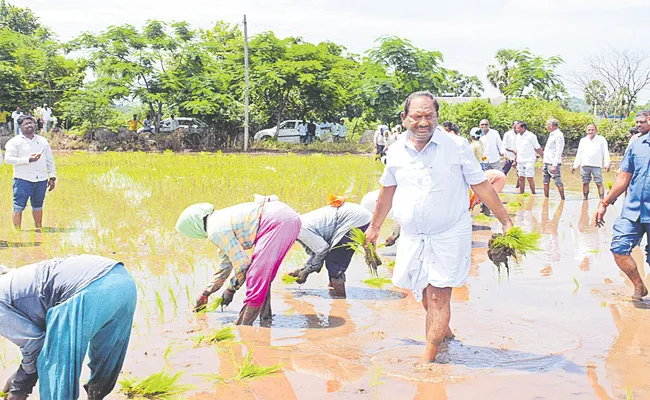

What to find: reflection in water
left=288, top=287, right=406, bottom=301
left=541, top=198, right=564, bottom=263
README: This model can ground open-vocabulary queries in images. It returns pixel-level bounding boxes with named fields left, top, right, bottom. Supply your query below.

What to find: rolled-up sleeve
left=0, top=302, right=45, bottom=385
left=460, top=141, right=487, bottom=185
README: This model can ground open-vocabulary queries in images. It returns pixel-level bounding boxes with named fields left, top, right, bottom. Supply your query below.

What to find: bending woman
left=0, top=255, right=137, bottom=400
left=175, top=195, right=301, bottom=325
left=289, top=199, right=371, bottom=297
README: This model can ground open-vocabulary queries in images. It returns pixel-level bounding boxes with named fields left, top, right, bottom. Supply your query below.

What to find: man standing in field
left=41, top=103, right=53, bottom=133
left=572, top=124, right=610, bottom=200
left=0, top=107, right=10, bottom=132
left=502, top=121, right=518, bottom=177
left=478, top=119, right=504, bottom=170
left=11, top=107, right=23, bottom=135
left=31, top=103, right=42, bottom=132
left=595, top=110, right=650, bottom=300
left=127, top=114, right=142, bottom=132
left=515, top=121, right=543, bottom=194
left=542, top=118, right=565, bottom=200
left=4, top=115, right=56, bottom=231
left=366, top=91, right=513, bottom=363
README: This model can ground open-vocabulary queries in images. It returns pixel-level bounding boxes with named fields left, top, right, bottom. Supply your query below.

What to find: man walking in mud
left=366, top=91, right=513, bottom=363
left=595, top=110, right=650, bottom=300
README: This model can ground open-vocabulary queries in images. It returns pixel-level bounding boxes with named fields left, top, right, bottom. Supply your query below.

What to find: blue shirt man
left=595, top=111, right=650, bottom=300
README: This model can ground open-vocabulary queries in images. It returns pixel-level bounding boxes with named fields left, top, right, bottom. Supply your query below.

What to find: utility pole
left=243, top=14, right=250, bottom=151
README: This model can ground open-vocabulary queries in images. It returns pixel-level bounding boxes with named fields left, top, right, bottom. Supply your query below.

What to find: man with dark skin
left=366, top=91, right=514, bottom=363
left=572, top=124, right=610, bottom=200
left=595, top=111, right=650, bottom=300
left=514, top=121, right=543, bottom=194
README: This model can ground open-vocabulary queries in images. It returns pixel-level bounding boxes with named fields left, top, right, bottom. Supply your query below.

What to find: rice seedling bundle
left=233, top=352, right=282, bottom=380
left=487, top=227, right=541, bottom=274
left=193, top=326, right=236, bottom=347
left=281, top=274, right=299, bottom=284
left=362, top=277, right=392, bottom=288
left=119, top=371, right=193, bottom=399
left=340, top=228, right=382, bottom=276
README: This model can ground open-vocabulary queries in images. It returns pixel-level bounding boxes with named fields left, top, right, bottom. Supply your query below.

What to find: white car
left=159, top=117, right=208, bottom=134
left=254, top=120, right=333, bottom=143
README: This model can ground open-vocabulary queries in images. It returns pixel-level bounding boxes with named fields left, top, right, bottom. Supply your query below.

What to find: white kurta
left=379, top=127, right=486, bottom=300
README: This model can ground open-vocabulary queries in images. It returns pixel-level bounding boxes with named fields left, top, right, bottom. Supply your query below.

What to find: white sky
left=14, top=0, right=650, bottom=102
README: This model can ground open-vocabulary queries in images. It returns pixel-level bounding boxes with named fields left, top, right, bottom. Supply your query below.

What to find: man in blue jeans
left=595, top=110, right=650, bottom=300
left=4, top=115, right=57, bottom=231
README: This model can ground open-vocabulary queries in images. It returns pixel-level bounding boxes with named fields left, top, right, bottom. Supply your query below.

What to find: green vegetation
left=506, top=201, right=523, bottom=213
left=488, top=227, right=541, bottom=274
left=119, top=371, right=193, bottom=399
left=340, top=228, right=382, bottom=276
left=473, top=214, right=496, bottom=224
left=202, top=297, right=223, bottom=313
left=232, top=351, right=283, bottom=381
left=281, top=274, right=299, bottom=285
left=192, top=327, right=236, bottom=347
left=362, top=277, right=393, bottom=288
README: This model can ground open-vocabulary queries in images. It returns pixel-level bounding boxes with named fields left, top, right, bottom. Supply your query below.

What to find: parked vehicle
left=253, top=120, right=333, bottom=143
left=159, top=117, right=209, bottom=134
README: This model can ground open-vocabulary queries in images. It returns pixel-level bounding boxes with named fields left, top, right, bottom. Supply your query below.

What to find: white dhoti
left=391, top=213, right=472, bottom=301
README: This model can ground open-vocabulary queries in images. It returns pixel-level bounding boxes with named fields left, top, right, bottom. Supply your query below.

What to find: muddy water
left=1, top=159, right=649, bottom=399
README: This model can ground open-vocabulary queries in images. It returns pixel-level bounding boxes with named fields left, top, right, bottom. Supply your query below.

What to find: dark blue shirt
left=620, top=134, right=650, bottom=223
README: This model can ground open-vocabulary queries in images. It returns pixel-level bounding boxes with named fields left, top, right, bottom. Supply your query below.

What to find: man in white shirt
left=478, top=119, right=504, bottom=170
left=374, top=125, right=387, bottom=159
left=4, top=115, right=57, bottom=231
left=515, top=121, right=543, bottom=194
left=502, top=121, right=518, bottom=176
left=41, top=103, right=53, bottom=132
left=11, top=106, right=23, bottom=135
left=366, top=91, right=513, bottom=364
left=572, top=124, right=610, bottom=200
left=542, top=118, right=566, bottom=200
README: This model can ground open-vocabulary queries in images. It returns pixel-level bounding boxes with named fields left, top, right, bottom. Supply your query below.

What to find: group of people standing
left=2, top=91, right=650, bottom=399
left=297, top=120, right=347, bottom=144
left=2, top=104, right=55, bottom=136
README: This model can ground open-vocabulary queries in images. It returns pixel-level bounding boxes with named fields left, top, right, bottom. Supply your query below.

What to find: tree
left=583, top=80, right=607, bottom=115
left=442, top=71, right=484, bottom=97
left=571, top=48, right=650, bottom=117
left=0, top=0, right=46, bottom=36
left=487, top=49, right=565, bottom=101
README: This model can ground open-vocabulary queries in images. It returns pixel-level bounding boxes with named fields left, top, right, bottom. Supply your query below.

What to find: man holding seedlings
left=366, top=91, right=514, bottom=363
left=288, top=199, right=372, bottom=297
left=595, top=111, right=650, bottom=300
left=0, top=255, right=137, bottom=400
left=4, top=115, right=57, bottom=231
left=176, top=195, right=301, bottom=325
left=542, top=118, right=566, bottom=200
left=572, top=123, right=610, bottom=200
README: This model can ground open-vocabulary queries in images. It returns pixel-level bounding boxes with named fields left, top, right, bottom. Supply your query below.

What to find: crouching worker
left=175, top=195, right=301, bottom=325
left=0, top=255, right=137, bottom=400
left=288, top=195, right=372, bottom=297
left=469, top=169, right=507, bottom=215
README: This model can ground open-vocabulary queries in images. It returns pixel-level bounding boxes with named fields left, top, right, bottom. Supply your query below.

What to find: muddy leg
left=33, top=210, right=43, bottom=230
left=329, top=277, right=346, bottom=298
left=543, top=183, right=550, bottom=198
left=558, top=185, right=565, bottom=201
left=596, top=183, right=605, bottom=200
left=613, top=253, right=648, bottom=299
left=236, top=305, right=262, bottom=326
left=260, top=286, right=272, bottom=321
left=527, top=177, right=536, bottom=194
left=422, top=285, right=452, bottom=362
left=582, top=183, right=589, bottom=200
left=12, top=211, right=22, bottom=230
left=518, top=177, right=525, bottom=194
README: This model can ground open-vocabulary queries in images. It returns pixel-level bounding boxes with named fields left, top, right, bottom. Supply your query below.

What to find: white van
left=253, top=120, right=333, bottom=143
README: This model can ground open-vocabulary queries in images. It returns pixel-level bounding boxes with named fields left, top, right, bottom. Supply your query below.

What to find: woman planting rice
left=288, top=195, right=372, bottom=297
left=0, top=255, right=137, bottom=400
left=175, top=195, right=301, bottom=325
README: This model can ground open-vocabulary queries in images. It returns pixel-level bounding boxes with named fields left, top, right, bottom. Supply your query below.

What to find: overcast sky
left=14, top=0, right=650, bottom=102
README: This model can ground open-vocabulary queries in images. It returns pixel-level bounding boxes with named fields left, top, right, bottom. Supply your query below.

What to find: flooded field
left=1, top=152, right=648, bottom=399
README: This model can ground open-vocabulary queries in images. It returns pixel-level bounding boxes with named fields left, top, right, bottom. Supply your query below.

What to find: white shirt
left=543, top=128, right=565, bottom=165
left=515, top=131, right=541, bottom=163
left=41, top=108, right=52, bottom=121
left=573, top=134, right=610, bottom=169
left=374, top=129, right=386, bottom=146
left=380, top=127, right=486, bottom=235
left=502, top=129, right=517, bottom=160
left=11, top=111, right=22, bottom=122
left=4, top=134, right=56, bottom=182
left=479, top=129, right=504, bottom=163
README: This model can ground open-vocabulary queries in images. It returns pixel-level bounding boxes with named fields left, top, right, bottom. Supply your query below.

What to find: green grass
left=192, top=326, right=236, bottom=347
left=362, top=277, right=393, bottom=288
left=119, top=371, right=193, bottom=399
left=281, top=274, right=299, bottom=284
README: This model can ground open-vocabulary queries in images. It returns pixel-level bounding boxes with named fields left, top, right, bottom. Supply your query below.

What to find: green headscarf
left=175, top=203, right=215, bottom=239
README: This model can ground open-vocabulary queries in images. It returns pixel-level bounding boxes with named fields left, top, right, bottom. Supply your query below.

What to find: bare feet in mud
left=444, top=326, right=455, bottom=341
left=632, top=284, right=649, bottom=301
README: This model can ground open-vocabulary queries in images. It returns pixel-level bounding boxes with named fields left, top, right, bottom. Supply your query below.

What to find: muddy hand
left=194, top=294, right=209, bottom=312
left=365, top=225, right=380, bottom=246
left=221, top=289, right=235, bottom=307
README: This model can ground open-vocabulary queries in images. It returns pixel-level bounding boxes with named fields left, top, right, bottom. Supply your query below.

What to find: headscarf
left=328, top=194, right=347, bottom=208
left=175, top=203, right=214, bottom=239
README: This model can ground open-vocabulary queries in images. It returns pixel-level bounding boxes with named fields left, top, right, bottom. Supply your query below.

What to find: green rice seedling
left=163, top=344, right=174, bottom=361
left=626, top=387, right=634, bottom=400
left=119, top=371, right=193, bottom=399
left=607, top=181, right=614, bottom=190
left=506, top=201, right=522, bottom=213
left=201, top=297, right=222, bottom=313
left=232, top=351, right=282, bottom=381
left=573, top=276, right=580, bottom=292
left=385, top=260, right=395, bottom=271
left=167, top=286, right=178, bottom=316
left=362, top=277, right=392, bottom=288
left=370, top=364, right=385, bottom=387
left=473, top=214, right=495, bottom=224
left=488, top=227, right=541, bottom=274
left=155, top=291, right=165, bottom=322
left=517, top=192, right=531, bottom=198
left=185, top=284, right=191, bottom=307
left=0, top=392, right=7, bottom=398
left=281, top=274, right=299, bottom=285
left=339, top=228, right=381, bottom=276
left=193, top=326, right=236, bottom=347
left=587, top=249, right=600, bottom=254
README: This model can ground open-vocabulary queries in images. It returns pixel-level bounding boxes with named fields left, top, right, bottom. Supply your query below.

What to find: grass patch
left=362, top=277, right=392, bottom=288
left=473, top=214, right=495, bottom=224
left=281, top=274, right=298, bottom=284
left=487, top=227, right=541, bottom=274
left=192, top=326, right=236, bottom=347
left=339, top=227, right=381, bottom=276
left=119, top=371, right=193, bottom=399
